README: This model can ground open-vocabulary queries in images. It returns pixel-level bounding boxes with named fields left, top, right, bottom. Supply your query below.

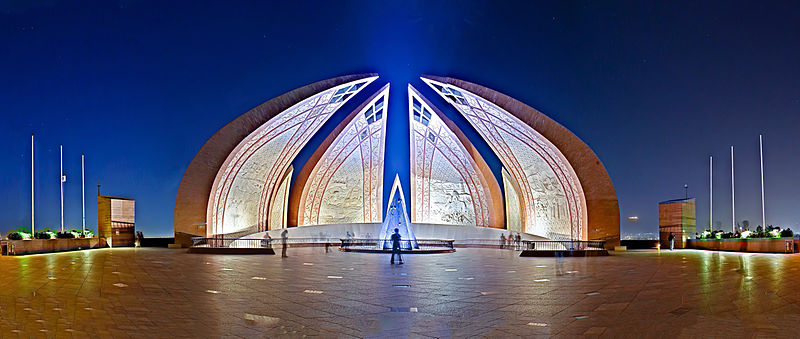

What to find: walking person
left=500, top=234, right=506, bottom=249
left=668, top=232, right=675, bottom=251
left=390, top=228, right=403, bottom=264
left=515, top=233, right=522, bottom=250
left=281, top=229, right=289, bottom=258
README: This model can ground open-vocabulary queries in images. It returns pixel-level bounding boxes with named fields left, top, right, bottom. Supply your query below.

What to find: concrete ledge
left=339, top=248, right=455, bottom=254
left=4, top=238, right=103, bottom=255
left=688, top=238, right=797, bottom=253
left=187, top=247, right=275, bottom=255
left=520, top=250, right=609, bottom=257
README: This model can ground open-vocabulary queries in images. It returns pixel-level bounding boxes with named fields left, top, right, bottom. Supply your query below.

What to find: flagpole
left=760, top=135, right=766, bottom=230
left=60, top=144, right=64, bottom=232
left=82, top=153, right=86, bottom=234
left=731, top=146, right=735, bottom=233
left=31, top=134, right=35, bottom=235
left=709, top=156, right=712, bottom=232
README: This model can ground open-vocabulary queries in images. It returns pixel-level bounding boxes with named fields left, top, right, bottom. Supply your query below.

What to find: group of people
left=262, top=230, right=290, bottom=257
left=264, top=227, right=405, bottom=265
left=263, top=228, right=534, bottom=265
left=500, top=233, right=522, bottom=250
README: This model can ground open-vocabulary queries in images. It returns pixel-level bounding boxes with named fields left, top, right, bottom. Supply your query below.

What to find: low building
left=98, top=195, right=135, bottom=247
left=658, top=198, right=696, bottom=249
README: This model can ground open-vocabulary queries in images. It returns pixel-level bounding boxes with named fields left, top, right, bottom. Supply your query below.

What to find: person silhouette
left=281, top=229, right=289, bottom=258
left=261, top=232, right=272, bottom=248
left=391, top=228, right=403, bottom=264
left=668, top=232, right=675, bottom=251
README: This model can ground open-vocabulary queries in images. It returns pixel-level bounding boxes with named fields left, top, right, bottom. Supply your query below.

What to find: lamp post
left=684, top=184, right=688, bottom=200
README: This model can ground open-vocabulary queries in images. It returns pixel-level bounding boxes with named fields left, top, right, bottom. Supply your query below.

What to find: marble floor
left=1, top=247, right=799, bottom=338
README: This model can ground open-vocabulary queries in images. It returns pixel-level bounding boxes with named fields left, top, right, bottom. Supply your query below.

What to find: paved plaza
left=1, top=247, right=800, bottom=338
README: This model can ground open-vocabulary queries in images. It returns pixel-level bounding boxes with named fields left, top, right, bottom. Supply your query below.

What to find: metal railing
left=521, top=240, right=606, bottom=251
left=340, top=238, right=454, bottom=250
left=191, top=237, right=272, bottom=249
left=454, top=238, right=527, bottom=249
left=191, top=236, right=603, bottom=252
left=191, top=237, right=345, bottom=248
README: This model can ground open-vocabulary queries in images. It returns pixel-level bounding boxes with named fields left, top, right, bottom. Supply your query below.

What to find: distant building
left=658, top=198, right=695, bottom=249
left=98, top=195, right=135, bottom=247
left=622, top=232, right=658, bottom=240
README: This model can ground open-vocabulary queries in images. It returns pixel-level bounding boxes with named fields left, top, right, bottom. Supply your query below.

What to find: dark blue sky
left=2, top=1, right=799, bottom=236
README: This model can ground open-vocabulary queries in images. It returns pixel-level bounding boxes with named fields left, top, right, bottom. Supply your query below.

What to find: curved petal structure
left=205, top=76, right=377, bottom=236
left=408, top=85, right=502, bottom=228
left=175, top=74, right=378, bottom=241
left=423, top=77, right=587, bottom=240
left=174, top=73, right=618, bottom=248
left=296, top=84, right=389, bottom=225
left=422, top=75, right=619, bottom=245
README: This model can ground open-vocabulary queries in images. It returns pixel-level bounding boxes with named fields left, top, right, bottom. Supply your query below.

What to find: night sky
left=2, top=1, right=799, bottom=237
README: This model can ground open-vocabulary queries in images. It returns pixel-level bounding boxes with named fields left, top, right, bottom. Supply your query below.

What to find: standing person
left=507, top=234, right=512, bottom=249
left=390, top=228, right=403, bottom=264
left=668, top=232, right=675, bottom=251
left=500, top=234, right=506, bottom=249
left=261, top=233, right=272, bottom=248
left=344, top=230, right=352, bottom=249
left=515, top=233, right=522, bottom=250
left=281, top=229, right=289, bottom=258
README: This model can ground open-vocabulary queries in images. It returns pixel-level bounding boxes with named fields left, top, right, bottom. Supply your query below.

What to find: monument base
left=187, top=247, right=275, bottom=255
left=520, top=250, right=609, bottom=257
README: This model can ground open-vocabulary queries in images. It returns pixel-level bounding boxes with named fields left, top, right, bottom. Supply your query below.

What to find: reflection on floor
left=0, top=247, right=798, bottom=337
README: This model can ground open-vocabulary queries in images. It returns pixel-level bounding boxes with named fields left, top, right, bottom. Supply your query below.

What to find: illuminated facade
left=422, top=78, right=586, bottom=240
left=408, top=85, right=499, bottom=228
left=175, top=74, right=619, bottom=247
left=297, top=85, right=389, bottom=225
left=206, top=77, right=376, bottom=236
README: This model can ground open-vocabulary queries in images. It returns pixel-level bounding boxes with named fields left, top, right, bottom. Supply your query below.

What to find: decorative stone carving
left=269, top=166, right=293, bottom=230
left=298, top=85, right=389, bottom=225
left=422, top=78, right=586, bottom=240
left=408, top=85, right=492, bottom=227
left=207, top=77, right=377, bottom=235
left=502, top=168, right=522, bottom=233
